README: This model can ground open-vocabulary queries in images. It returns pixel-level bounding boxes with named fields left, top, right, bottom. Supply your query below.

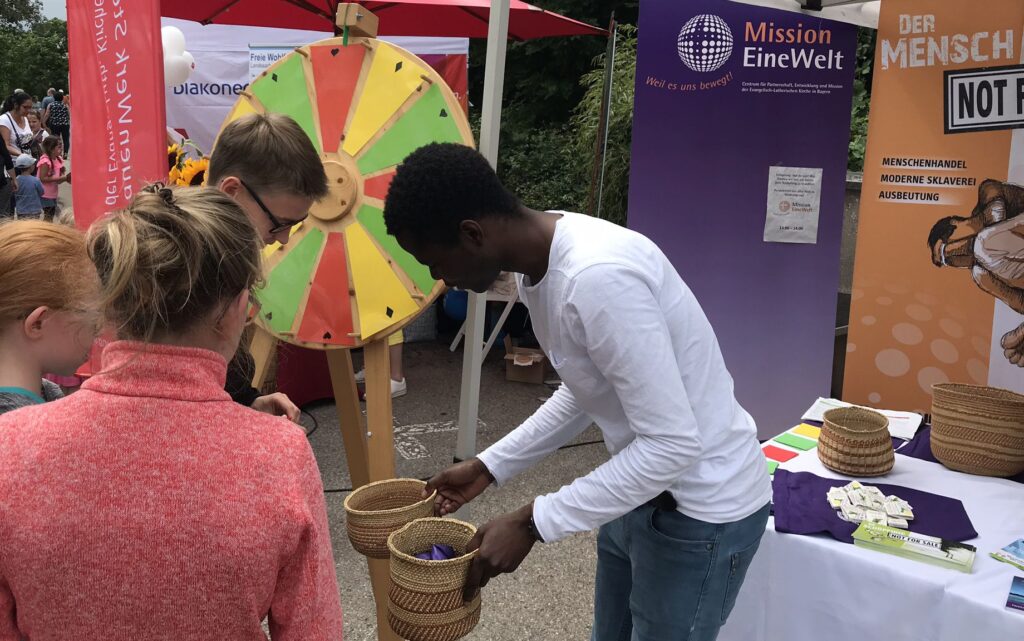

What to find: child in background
left=36, top=137, right=67, bottom=221
left=13, top=154, right=43, bottom=220
left=26, top=110, right=47, bottom=157
left=27, top=110, right=47, bottom=141
left=0, top=220, right=100, bottom=413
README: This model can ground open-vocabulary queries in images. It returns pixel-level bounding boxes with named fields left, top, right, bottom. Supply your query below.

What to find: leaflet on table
left=802, top=397, right=923, bottom=440
left=992, top=539, right=1024, bottom=572
left=852, top=521, right=976, bottom=573
left=1007, top=576, right=1024, bottom=613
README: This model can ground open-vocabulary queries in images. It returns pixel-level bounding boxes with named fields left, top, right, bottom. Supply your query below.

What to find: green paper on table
left=767, top=460, right=779, bottom=475
left=773, top=432, right=817, bottom=451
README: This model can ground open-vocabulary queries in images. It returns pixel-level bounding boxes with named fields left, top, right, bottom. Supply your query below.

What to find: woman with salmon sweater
left=0, top=185, right=343, bottom=641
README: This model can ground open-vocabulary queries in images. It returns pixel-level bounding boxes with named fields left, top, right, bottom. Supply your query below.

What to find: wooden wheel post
left=326, top=339, right=399, bottom=641
left=361, top=338, right=399, bottom=640
left=249, top=326, right=278, bottom=391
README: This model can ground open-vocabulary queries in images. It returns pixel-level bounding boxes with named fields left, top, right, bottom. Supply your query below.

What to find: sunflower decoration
left=167, top=144, right=185, bottom=184
left=178, top=157, right=210, bottom=187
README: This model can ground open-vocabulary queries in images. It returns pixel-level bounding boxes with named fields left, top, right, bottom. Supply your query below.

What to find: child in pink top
left=0, top=185, right=344, bottom=640
left=36, top=137, right=68, bottom=221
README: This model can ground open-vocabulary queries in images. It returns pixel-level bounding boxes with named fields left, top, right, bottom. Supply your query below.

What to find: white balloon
left=164, top=55, right=191, bottom=86
left=161, top=26, right=186, bottom=56
left=182, top=51, right=196, bottom=73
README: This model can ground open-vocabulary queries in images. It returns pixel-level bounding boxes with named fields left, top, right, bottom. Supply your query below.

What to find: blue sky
left=41, top=0, right=65, bottom=19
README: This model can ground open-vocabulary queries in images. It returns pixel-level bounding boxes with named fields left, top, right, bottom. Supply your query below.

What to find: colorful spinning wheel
left=220, top=36, right=474, bottom=349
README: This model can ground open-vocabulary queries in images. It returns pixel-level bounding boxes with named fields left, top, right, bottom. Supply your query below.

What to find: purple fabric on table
left=896, top=426, right=1024, bottom=484
left=414, top=544, right=458, bottom=561
left=772, top=469, right=978, bottom=544
left=895, top=426, right=939, bottom=463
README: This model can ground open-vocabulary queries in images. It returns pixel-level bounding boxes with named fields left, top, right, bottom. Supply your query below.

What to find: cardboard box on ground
left=504, top=335, right=549, bottom=384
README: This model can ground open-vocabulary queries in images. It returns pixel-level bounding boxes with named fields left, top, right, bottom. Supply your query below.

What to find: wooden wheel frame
left=219, top=9, right=475, bottom=639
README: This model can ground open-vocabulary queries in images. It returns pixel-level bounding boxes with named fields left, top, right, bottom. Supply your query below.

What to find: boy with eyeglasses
left=208, top=113, right=330, bottom=420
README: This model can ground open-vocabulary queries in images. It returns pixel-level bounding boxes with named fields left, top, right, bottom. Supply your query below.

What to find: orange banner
left=68, top=0, right=167, bottom=229
left=845, top=1, right=1024, bottom=412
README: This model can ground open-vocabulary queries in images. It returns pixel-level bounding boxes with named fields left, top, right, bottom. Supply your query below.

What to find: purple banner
left=629, top=0, right=857, bottom=437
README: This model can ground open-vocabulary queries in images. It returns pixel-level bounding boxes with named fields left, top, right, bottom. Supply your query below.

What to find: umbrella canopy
left=162, top=0, right=606, bottom=40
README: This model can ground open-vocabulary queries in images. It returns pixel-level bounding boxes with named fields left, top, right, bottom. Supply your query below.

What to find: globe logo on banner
left=677, top=14, right=733, bottom=73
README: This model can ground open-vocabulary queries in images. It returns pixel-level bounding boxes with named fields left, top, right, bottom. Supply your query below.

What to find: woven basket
left=931, top=383, right=1024, bottom=477
left=344, top=479, right=436, bottom=559
left=818, top=407, right=895, bottom=477
left=387, top=518, right=480, bottom=641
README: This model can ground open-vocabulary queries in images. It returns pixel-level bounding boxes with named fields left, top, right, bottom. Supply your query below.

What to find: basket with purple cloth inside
left=818, top=407, right=895, bottom=477
left=343, top=478, right=436, bottom=558
left=931, top=383, right=1024, bottom=477
left=387, top=518, right=481, bottom=641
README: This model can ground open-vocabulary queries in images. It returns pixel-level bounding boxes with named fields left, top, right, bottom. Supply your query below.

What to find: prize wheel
left=219, top=36, right=474, bottom=350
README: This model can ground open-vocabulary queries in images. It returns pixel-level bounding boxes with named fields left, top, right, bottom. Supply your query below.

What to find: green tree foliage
left=475, top=3, right=637, bottom=223
left=0, top=0, right=68, bottom=103
left=0, top=0, right=42, bottom=32
left=847, top=27, right=877, bottom=173
left=568, top=24, right=636, bottom=226
left=468, top=1, right=638, bottom=131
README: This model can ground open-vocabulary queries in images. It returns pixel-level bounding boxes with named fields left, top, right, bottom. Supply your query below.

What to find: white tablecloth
left=718, top=447, right=1024, bottom=641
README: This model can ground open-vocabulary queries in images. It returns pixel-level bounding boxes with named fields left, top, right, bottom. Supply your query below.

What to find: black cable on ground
left=300, top=408, right=319, bottom=438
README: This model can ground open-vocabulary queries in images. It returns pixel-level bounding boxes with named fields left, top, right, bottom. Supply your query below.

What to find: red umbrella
left=163, top=0, right=606, bottom=40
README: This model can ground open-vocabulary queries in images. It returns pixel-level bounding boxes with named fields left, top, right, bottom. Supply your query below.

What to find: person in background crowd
left=1, top=92, right=35, bottom=157
left=13, top=155, right=43, bottom=220
left=45, top=91, right=70, bottom=154
left=37, top=137, right=68, bottom=222
left=0, top=140, right=14, bottom=218
left=0, top=185, right=344, bottom=640
left=41, top=88, right=56, bottom=112
left=27, top=109, right=48, bottom=139
left=26, top=110, right=47, bottom=158
left=208, top=112, right=330, bottom=419
left=0, top=220, right=99, bottom=414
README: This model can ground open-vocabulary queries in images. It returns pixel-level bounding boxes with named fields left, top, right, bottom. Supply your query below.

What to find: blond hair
left=208, top=112, right=329, bottom=200
left=87, top=185, right=263, bottom=342
left=55, top=207, right=75, bottom=227
left=0, top=220, right=95, bottom=323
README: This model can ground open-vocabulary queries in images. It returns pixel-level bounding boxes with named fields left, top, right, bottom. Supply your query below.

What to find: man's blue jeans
left=591, top=502, right=770, bottom=641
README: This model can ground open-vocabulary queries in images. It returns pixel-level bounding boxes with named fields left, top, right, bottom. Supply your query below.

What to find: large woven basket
left=387, top=518, right=481, bottom=641
left=931, top=383, right=1024, bottom=477
left=818, top=407, right=895, bottom=477
left=344, top=479, right=436, bottom=559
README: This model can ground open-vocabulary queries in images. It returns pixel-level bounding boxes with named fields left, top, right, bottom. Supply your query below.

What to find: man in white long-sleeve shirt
left=384, top=143, right=771, bottom=641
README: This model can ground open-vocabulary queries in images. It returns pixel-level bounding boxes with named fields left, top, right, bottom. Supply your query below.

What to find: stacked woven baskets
left=931, top=383, right=1024, bottom=477
left=388, top=518, right=481, bottom=641
left=343, top=478, right=436, bottom=558
left=818, top=407, right=895, bottom=477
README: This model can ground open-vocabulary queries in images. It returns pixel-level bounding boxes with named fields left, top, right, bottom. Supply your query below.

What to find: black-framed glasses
left=240, top=179, right=307, bottom=235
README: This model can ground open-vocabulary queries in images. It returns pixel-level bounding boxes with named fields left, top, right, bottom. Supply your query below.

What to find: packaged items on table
left=827, top=481, right=914, bottom=528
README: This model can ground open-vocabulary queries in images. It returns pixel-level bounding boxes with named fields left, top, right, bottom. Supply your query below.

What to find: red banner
left=68, top=0, right=167, bottom=229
